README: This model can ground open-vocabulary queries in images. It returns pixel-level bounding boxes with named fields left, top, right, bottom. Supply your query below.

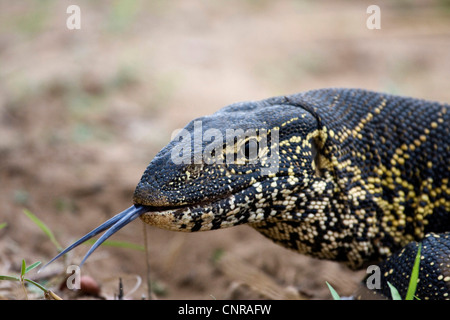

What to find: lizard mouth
left=138, top=188, right=246, bottom=232
left=138, top=173, right=298, bottom=232
left=138, top=189, right=233, bottom=212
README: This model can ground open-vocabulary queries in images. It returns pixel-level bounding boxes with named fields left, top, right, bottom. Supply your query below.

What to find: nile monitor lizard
left=45, top=88, right=450, bottom=299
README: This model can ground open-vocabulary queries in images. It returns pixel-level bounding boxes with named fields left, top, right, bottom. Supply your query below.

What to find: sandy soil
left=0, top=0, right=449, bottom=300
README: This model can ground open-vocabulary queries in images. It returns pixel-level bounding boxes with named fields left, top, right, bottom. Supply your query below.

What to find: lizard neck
left=249, top=171, right=383, bottom=269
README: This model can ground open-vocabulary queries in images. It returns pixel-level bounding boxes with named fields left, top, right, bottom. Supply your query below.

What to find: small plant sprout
left=0, top=259, right=62, bottom=300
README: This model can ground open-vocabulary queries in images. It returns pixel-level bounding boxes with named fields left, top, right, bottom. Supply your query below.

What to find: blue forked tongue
left=40, top=205, right=149, bottom=271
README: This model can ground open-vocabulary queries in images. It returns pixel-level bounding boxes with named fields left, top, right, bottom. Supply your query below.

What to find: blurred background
left=0, top=0, right=449, bottom=299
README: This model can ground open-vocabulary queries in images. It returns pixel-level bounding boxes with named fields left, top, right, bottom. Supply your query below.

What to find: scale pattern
left=363, top=232, right=450, bottom=299
left=133, top=88, right=449, bottom=299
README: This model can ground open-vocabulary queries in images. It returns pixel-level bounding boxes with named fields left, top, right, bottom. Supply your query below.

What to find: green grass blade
left=0, top=275, right=20, bottom=281
left=24, top=278, right=48, bottom=292
left=387, top=281, right=402, bottom=300
left=326, top=281, right=341, bottom=300
left=20, top=259, right=26, bottom=278
left=0, top=222, right=7, bottom=229
left=22, top=209, right=62, bottom=250
left=25, top=261, right=41, bottom=274
left=405, top=243, right=422, bottom=300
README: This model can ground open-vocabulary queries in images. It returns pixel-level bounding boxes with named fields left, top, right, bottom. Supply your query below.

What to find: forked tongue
left=39, top=205, right=148, bottom=271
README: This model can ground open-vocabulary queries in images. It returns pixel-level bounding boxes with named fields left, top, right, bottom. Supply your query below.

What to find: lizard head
left=135, top=97, right=323, bottom=232
left=43, top=96, right=324, bottom=268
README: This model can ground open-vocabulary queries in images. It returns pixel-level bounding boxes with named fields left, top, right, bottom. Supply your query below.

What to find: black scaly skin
left=46, top=88, right=450, bottom=299
left=361, top=232, right=450, bottom=299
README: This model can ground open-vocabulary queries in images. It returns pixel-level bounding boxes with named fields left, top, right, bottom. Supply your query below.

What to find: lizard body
left=45, top=88, right=450, bottom=299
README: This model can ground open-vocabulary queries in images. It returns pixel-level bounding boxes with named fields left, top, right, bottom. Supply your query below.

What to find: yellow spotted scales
left=46, top=88, right=449, bottom=300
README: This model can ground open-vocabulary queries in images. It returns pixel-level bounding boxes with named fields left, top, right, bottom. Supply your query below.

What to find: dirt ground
left=0, top=0, right=449, bottom=300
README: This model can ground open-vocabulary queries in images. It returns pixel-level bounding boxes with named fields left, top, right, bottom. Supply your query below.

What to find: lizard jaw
left=139, top=180, right=274, bottom=232
left=139, top=174, right=304, bottom=232
left=139, top=193, right=244, bottom=232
